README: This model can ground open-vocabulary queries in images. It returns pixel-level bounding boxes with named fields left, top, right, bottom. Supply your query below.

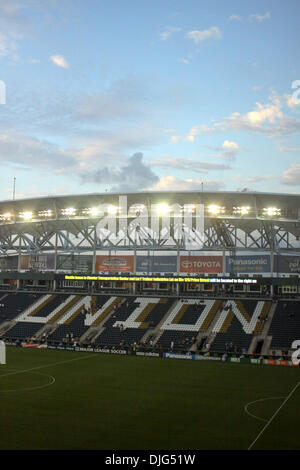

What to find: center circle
left=0, top=369, right=55, bottom=392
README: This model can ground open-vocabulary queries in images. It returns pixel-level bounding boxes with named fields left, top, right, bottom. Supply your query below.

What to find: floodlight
left=62, top=207, right=76, bottom=216
left=184, top=204, right=196, bottom=213
left=89, top=207, right=100, bottom=216
left=233, top=206, right=250, bottom=215
left=107, top=205, right=119, bottom=215
left=156, top=203, right=170, bottom=215
left=38, top=209, right=53, bottom=217
left=263, top=207, right=281, bottom=217
left=20, top=211, right=33, bottom=220
left=208, top=204, right=224, bottom=215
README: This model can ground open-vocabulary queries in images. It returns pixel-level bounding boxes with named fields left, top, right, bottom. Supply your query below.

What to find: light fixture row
left=0, top=204, right=283, bottom=221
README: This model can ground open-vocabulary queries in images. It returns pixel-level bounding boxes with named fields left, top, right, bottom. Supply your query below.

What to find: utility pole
left=13, top=177, right=16, bottom=200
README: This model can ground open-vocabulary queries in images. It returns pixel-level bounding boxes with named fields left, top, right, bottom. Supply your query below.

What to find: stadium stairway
left=34, top=322, right=57, bottom=341
left=148, top=299, right=178, bottom=346
left=76, top=295, right=117, bottom=343
left=189, top=300, right=223, bottom=352
left=0, top=321, right=13, bottom=337
left=86, top=297, right=127, bottom=344
left=200, top=302, right=228, bottom=351
left=254, top=300, right=278, bottom=355
left=0, top=293, right=8, bottom=302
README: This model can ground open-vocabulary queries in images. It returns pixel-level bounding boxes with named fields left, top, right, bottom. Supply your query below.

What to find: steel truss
left=0, top=217, right=299, bottom=255
left=0, top=191, right=299, bottom=256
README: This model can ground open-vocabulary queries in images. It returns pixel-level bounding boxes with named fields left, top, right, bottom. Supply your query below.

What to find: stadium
left=0, top=190, right=299, bottom=451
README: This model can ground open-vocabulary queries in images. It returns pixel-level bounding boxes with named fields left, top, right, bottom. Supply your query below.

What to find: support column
left=93, top=224, right=97, bottom=274
left=222, top=249, right=226, bottom=275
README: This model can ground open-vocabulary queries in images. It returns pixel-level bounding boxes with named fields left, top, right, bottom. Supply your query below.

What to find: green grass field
left=0, top=346, right=299, bottom=450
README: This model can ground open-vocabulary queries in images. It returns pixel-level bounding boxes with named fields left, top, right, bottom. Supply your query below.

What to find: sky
left=0, top=0, right=299, bottom=200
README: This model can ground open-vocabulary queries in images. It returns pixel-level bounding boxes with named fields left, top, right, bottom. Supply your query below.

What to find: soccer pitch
left=0, top=347, right=299, bottom=450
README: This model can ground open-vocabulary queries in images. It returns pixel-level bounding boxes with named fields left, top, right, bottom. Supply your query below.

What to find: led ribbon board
left=63, top=275, right=257, bottom=284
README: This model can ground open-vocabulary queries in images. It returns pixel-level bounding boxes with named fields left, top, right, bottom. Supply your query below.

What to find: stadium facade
left=0, top=190, right=299, bottom=294
left=0, top=191, right=300, bottom=361
left=0, top=191, right=299, bottom=260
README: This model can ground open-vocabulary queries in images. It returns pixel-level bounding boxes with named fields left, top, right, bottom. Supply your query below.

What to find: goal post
left=0, top=340, right=6, bottom=365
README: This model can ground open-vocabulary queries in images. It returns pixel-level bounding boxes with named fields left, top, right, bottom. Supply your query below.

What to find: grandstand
left=0, top=190, right=299, bottom=360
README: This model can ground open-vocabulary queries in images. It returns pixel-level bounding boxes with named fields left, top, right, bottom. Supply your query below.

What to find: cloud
left=180, top=57, right=191, bottom=65
left=170, top=92, right=300, bottom=142
left=0, top=0, right=31, bottom=59
left=150, top=156, right=233, bottom=173
left=219, top=92, right=300, bottom=137
left=279, top=146, right=300, bottom=153
left=186, top=26, right=222, bottom=44
left=50, top=54, right=69, bottom=68
left=77, top=76, right=148, bottom=121
left=215, top=140, right=240, bottom=160
left=244, top=175, right=276, bottom=183
left=0, top=125, right=166, bottom=193
left=285, top=92, right=300, bottom=109
left=281, top=164, right=300, bottom=186
left=148, top=175, right=225, bottom=192
left=229, top=15, right=241, bottom=21
left=246, top=102, right=282, bottom=125
left=170, top=135, right=182, bottom=144
left=159, top=26, right=181, bottom=41
left=170, top=124, right=218, bottom=144
left=80, top=152, right=159, bottom=192
left=222, top=140, right=239, bottom=151
left=0, top=31, right=18, bottom=58
left=0, top=128, right=75, bottom=172
left=202, top=140, right=240, bottom=161
left=249, top=12, right=271, bottom=22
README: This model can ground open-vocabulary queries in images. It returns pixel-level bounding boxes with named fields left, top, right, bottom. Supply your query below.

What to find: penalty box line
left=0, top=353, right=97, bottom=379
left=248, top=381, right=300, bottom=450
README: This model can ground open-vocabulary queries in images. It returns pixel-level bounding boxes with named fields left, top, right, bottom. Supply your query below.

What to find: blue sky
left=0, top=0, right=299, bottom=200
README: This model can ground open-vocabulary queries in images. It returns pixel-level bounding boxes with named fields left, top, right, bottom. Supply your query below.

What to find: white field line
left=244, top=397, right=285, bottom=423
left=0, top=353, right=96, bottom=379
left=0, top=370, right=56, bottom=393
left=248, top=381, right=300, bottom=450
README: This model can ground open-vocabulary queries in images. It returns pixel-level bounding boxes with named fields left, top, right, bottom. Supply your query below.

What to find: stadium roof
left=0, top=189, right=299, bottom=208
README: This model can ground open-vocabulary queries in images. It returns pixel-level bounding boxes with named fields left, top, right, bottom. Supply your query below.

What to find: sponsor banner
left=263, top=359, right=293, bottom=367
left=275, top=255, right=300, bottom=274
left=57, top=254, right=93, bottom=272
left=20, top=254, right=55, bottom=271
left=136, top=255, right=177, bottom=273
left=110, top=349, right=127, bottom=355
left=93, top=347, right=111, bottom=354
left=250, top=358, right=262, bottom=364
left=195, top=355, right=221, bottom=361
left=75, top=346, right=95, bottom=353
left=229, top=357, right=241, bottom=363
left=228, top=357, right=262, bottom=364
left=0, top=255, right=18, bottom=271
left=180, top=256, right=223, bottom=274
left=95, top=255, right=134, bottom=273
left=21, top=342, right=48, bottom=349
left=163, top=352, right=194, bottom=360
left=136, top=351, right=160, bottom=357
left=226, top=255, right=270, bottom=273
